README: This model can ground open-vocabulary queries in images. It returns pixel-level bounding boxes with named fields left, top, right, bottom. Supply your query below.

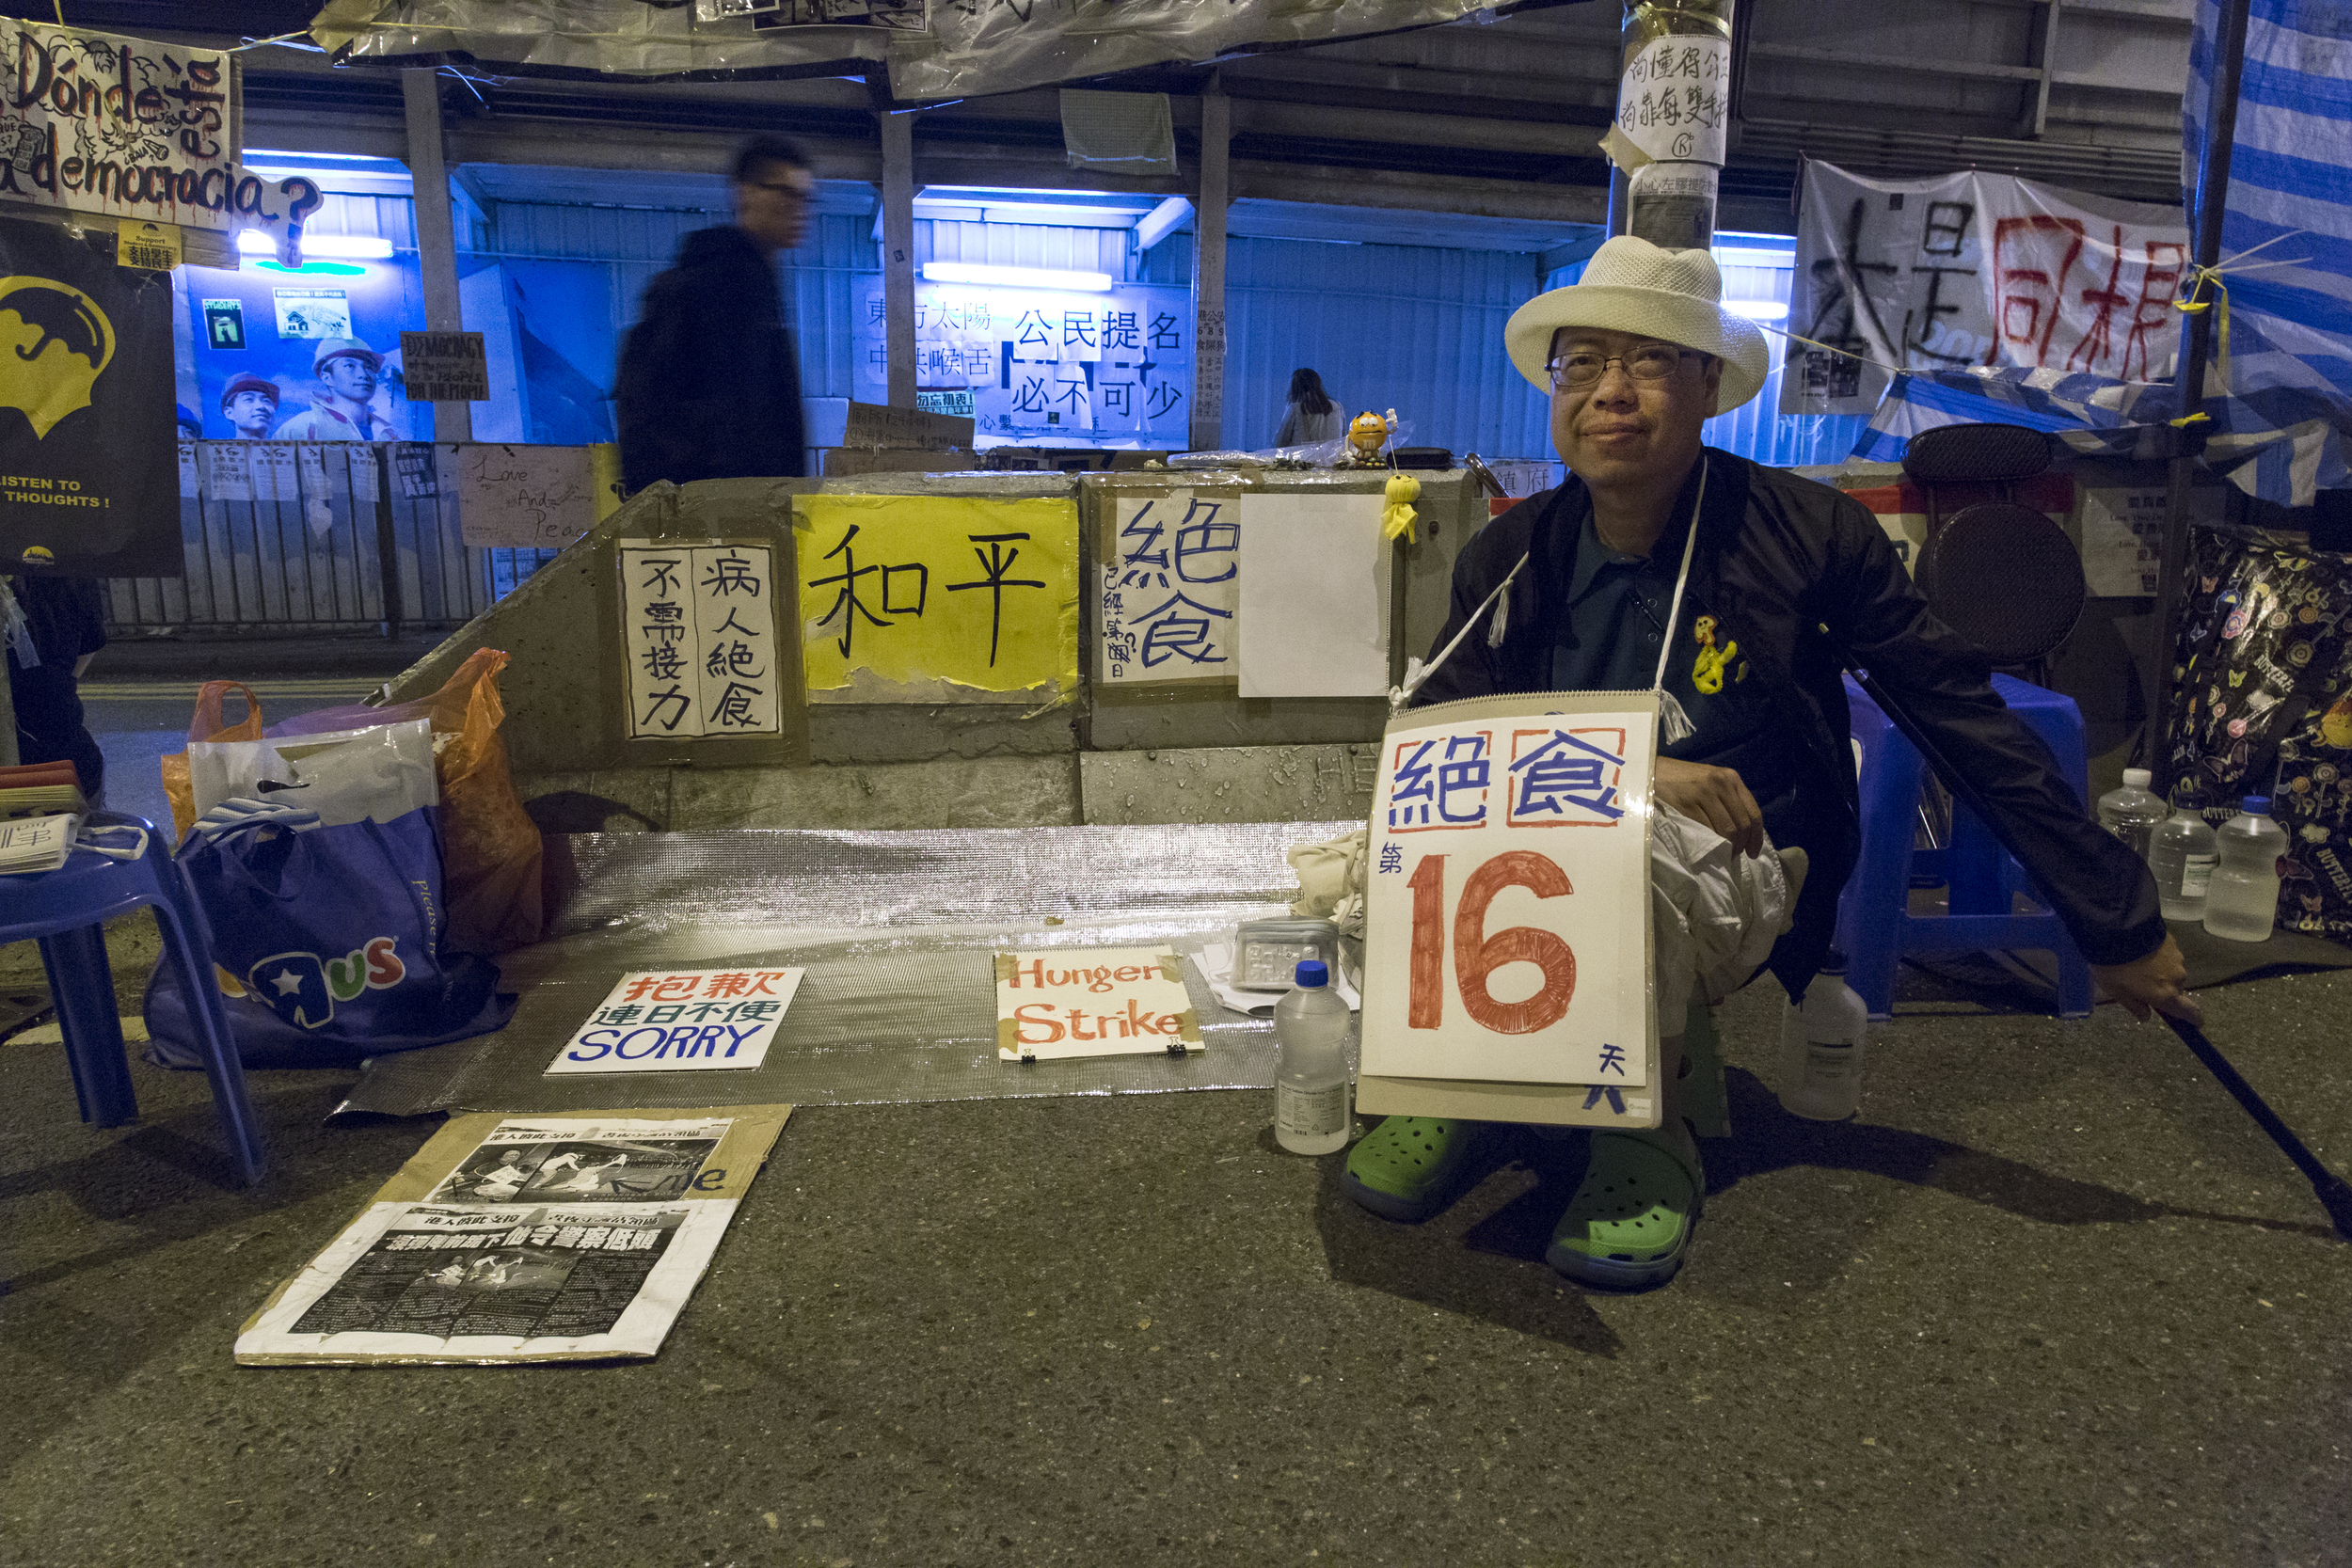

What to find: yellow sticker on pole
left=795, top=494, right=1079, bottom=701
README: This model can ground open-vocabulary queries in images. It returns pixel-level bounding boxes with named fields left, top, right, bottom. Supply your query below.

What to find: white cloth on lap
left=1648, top=802, right=1793, bottom=1030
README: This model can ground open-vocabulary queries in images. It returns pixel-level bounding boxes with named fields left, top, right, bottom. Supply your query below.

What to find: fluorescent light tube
left=921, top=261, right=1114, bottom=292
left=237, top=230, right=394, bottom=260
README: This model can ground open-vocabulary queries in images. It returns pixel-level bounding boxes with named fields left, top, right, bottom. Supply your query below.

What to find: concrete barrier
left=382, top=467, right=1486, bottom=832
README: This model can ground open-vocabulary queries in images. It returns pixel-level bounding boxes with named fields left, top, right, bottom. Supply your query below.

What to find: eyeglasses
left=1547, top=344, right=1700, bottom=391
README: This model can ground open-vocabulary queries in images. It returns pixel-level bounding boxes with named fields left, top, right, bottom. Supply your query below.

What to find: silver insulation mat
left=336, top=821, right=1359, bottom=1119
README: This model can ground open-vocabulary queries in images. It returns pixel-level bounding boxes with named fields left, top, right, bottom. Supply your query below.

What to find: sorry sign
left=994, top=945, right=1201, bottom=1061
left=1358, top=692, right=1660, bottom=1128
left=545, top=967, right=805, bottom=1076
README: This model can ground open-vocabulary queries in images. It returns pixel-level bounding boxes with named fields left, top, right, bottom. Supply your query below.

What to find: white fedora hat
left=1505, top=235, right=1770, bottom=413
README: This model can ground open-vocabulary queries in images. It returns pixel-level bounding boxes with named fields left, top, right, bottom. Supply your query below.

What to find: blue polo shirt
left=1549, top=509, right=1784, bottom=786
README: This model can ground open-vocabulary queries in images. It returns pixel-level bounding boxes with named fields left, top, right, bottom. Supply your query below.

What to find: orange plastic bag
left=160, top=650, right=545, bottom=955
left=161, top=681, right=265, bottom=842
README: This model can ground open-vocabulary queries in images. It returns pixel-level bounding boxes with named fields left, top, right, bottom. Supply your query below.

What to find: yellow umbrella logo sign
left=0, top=276, right=114, bottom=440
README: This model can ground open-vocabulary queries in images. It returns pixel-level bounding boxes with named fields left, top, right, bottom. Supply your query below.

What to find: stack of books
left=0, top=762, right=87, bottom=875
left=0, top=761, right=88, bottom=821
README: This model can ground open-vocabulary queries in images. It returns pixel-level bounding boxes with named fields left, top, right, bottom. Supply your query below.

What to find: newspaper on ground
left=235, top=1106, right=791, bottom=1365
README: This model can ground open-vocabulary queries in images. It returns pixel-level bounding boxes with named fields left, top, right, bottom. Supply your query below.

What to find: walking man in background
left=616, top=134, right=814, bottom=493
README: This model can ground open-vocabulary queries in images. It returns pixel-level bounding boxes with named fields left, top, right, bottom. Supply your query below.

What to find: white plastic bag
left=186, top=718, right=439, bottom=829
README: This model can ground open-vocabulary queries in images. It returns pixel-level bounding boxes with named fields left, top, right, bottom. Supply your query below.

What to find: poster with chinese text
left=1098, top=489, right=1238, bottom=686
left=797, top=494, right=1079, bottom=702
left=1784, top=162, right=2187, bottom=417
left=853, top=281, right=1192, bottom=450
left=545, top=966, right=805, bottom=1076
left=1358, top=692, right=1659, bottom=1119
left=619, top=541, right=785, bottom=739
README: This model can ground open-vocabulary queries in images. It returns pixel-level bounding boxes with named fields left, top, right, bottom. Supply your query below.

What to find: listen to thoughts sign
left=0, top=215, right=177, bottom=574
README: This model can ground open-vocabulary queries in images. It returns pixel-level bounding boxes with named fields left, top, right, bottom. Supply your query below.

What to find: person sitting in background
left=1274, top=367, right=1342, bottom=449
left=273, top=340, right=388, bottom=441
left=220, top=373, right=279, bottom=439
left=4, top=572, right=106, bottom=805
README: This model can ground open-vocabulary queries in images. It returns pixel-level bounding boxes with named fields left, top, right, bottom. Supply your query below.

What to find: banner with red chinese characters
left=1781, top=160, right=2188, bottom=419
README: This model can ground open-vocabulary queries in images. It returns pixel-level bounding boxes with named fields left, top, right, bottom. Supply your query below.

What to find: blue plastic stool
left=1835, top=673, right=2094, bottom=1022
left=0, top=814, right=266, bottom=1184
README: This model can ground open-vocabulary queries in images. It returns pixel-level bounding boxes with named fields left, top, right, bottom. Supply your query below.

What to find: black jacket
left=615, top=225, right=806, bottom=492
left=6, top=574, right=106, bottom=801
left=1414, top=450, right=2165, bottom=990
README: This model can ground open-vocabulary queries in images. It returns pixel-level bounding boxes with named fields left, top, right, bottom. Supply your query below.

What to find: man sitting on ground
left=1341, top=236, right=2199, bottom=1290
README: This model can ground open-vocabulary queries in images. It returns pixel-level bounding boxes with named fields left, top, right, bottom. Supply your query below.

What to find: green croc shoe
left=1342, top=1117, right=1486, bottom=1223
left=1545, top=1130, right=1704, bottom=1291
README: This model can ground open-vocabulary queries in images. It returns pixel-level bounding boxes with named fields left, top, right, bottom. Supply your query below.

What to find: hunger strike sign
left=1358, top=691, right=1661, bottom=1129
left=993, top=945, right=1202, bottom=1062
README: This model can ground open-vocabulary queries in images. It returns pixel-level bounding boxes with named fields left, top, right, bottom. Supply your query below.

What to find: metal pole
left=879, top=104, right=917, bottom=411
left=1605, top=0, right=1735, bottom=250
left=375, top=441, right=405, bottom=639
left=402, top=69, right=472, bottom=444
left=1191, top=86, right=1232, bottom=454
left=2145, top=0, right=2251, bottom=795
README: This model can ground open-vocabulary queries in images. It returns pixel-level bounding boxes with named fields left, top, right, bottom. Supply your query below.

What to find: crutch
left=1847, top=664, right=2352, bottom=1242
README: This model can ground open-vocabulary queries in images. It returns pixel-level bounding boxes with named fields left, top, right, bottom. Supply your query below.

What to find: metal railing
left=111, top=442, right=560, bottom=637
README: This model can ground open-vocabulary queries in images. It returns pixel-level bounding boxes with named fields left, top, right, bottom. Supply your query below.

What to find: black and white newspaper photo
left=235, top=1108, right=790, bottom=1365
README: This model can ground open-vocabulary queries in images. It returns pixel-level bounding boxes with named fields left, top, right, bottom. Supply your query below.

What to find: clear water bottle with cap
left=2096, top=767, right=2169, bottom=862
left=2149, top=804, right=2220, bottom=923
left=1778, top=949, right=1867, bottom=1121
left=1274, top=958, right=1352, bottom=1155
left=2202, top=796, right=2287, bottom=943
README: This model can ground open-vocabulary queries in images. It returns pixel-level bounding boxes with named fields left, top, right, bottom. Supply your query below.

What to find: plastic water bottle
left=1778, top=950, right=1867, bottom=1121
left=2149, top=805, right=2219, bottom=923
left=2096, top=767, right=2169, bottom=862
left=2202, top=796, right=2287, bottom=942
left=1274, top=959, right=1352, bottom=1155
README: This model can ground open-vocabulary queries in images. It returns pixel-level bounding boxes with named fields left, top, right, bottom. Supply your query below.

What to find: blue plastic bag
left=145, top=806, right=515, bottom=1069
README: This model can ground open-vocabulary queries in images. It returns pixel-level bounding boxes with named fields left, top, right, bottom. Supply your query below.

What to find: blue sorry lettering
left=613, top=1027, right=670, bottom=1060
left=565, top=1028, right=620, bottom=1062
left=721, top=1023, right=763, bottom=1057
left=664, top=1023, right=711, bottom=1057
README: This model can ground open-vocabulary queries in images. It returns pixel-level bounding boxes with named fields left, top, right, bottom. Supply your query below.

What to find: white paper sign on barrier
left=1358, top=691, right=1661, bottom=1128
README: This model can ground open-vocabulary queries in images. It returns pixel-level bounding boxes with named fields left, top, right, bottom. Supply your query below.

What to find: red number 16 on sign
left=1405, top=850, right=1577, bottom=1035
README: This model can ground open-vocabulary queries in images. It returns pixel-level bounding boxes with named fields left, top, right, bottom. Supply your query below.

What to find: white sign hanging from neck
left=1357, top=689, right=1661, bottom=1129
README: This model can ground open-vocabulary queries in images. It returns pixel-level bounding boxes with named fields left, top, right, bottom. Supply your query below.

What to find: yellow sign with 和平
left=795, top=494, right=1079, bottom=703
